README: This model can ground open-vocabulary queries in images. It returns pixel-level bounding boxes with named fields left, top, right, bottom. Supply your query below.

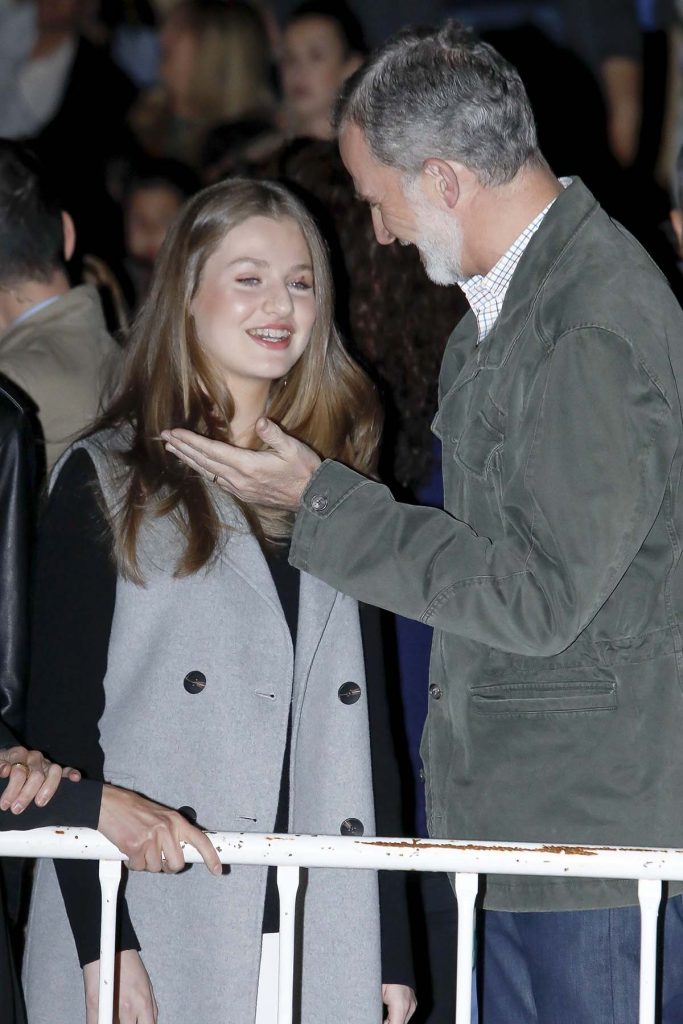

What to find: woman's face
left=281, top=16, right=357, bottom=131
left=190, top=215, right=317, bottom=396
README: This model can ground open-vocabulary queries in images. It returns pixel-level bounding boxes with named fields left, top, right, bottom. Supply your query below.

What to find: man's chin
left=418, top=250, right=462, bottom=286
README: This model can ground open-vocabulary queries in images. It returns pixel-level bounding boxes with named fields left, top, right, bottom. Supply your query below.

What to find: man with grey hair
left=162, top=22, right=683, bottom=1021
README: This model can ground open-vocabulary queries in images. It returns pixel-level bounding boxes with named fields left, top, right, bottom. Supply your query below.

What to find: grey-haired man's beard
left=404, top=181, right=465, bottom=285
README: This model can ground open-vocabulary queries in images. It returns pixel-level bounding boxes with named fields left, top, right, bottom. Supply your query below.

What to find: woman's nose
left=263, top=283, right=294, bottom=315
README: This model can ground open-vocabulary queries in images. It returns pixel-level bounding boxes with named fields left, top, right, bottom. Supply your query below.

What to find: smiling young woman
left=22, top=179, right=416, bottom=1024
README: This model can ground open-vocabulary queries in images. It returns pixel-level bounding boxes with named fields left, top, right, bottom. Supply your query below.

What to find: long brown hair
left=93, top=177, right=381, bottom=582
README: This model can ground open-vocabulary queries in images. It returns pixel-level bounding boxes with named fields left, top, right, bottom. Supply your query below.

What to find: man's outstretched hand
left=161, top=419, right=321, bottom=509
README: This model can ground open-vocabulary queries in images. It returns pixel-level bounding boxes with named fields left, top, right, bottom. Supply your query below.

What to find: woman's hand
left=382, top=983, right=417, bottom=1023
left=84, top=949, right=158, bottom=1024
left=0, top=744, right=80, bottom=814
left=98, top=784, right=222, bottom=875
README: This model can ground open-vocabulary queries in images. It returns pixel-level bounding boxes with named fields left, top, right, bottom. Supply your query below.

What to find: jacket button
left=429, top=683, right=443, bottom=700
left=184, top=671, right=206, bottom=694
left=310, top=494, right=328, bottom=512
left=418, top=768, right=425, bottom=782
left=340, top=817, right=364, bottom=836
left=338, top=681, right=361, bottom=705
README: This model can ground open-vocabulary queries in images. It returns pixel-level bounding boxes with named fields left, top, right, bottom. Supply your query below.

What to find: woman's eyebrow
left=226, top=258, right=312, bottom=272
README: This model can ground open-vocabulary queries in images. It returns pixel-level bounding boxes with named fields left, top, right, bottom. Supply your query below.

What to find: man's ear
left=422, top=158, right=460, bottom=209
left=670, top=209, right=683, bottom=258
left=61, top=211, right=76, bottom=262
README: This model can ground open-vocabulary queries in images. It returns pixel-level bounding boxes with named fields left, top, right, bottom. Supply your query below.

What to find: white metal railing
left=3, top=829, right=683, bottom=1024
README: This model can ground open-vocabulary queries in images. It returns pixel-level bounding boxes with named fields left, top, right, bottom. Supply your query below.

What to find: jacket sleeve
left=291, top=328, right=678, bottom=657
left=26, top=448, right=140, bottom=967
left=0, top=388, right=40, bottom=736
left=0, top=776, right=102, bottom=831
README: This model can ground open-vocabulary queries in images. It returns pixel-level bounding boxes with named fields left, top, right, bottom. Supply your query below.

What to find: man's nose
left=371, top=207, right=395, bottom=246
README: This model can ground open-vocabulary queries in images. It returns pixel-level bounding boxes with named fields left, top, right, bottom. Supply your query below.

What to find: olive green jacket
left=290, top=178, right=683, bottom=911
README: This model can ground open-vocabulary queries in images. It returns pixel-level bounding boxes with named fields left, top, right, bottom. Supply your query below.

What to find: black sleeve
left=361, top=602, right=415, bottom=990
left=0, top=774, right=102, bottom=831
left=0, top=392, right=39, bottom=737
left=26, top=448, right=140, bottom=967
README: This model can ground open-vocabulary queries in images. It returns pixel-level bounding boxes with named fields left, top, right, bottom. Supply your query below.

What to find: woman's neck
left=229, top=382, right=270, bottom=448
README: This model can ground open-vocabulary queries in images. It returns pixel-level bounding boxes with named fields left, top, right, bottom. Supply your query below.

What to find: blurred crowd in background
left=2, top=0, right=683, bottom=1019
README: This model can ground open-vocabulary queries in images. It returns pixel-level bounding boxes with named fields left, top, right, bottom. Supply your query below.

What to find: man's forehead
left=339, top=123, right=383, bottom=196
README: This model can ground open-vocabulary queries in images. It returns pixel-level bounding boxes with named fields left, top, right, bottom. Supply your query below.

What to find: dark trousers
left=477, top=895, right=683, bottom=1024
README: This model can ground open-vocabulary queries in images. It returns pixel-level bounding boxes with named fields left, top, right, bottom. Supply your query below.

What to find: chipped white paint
left=2, top=829, right=680, bottom=1023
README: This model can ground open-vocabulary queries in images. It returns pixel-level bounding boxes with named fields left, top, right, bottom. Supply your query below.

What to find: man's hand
left=161, top=418, right=321, bottom=509
left=383, top=983, right=417, bottom=1023
left=84, top=950, right=157, bottom=1024
left=98, top=785, right=222, bottom=875
left=0, top=745, right=80, bottom=814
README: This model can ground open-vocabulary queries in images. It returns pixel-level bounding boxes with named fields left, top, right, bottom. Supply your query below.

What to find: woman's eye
left=236, top=277, right=260, bottom=286
left=289, top=279, right=313, bottom=291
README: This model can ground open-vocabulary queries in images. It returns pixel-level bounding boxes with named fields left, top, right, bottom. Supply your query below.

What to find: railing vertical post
left=276, top=865, right=301, bottom=1024
left=98, top=859, right=123, bottom=1024
left=638, top=878, right=662, bottom=1024
left=454, top=873, right=479, bottom=1024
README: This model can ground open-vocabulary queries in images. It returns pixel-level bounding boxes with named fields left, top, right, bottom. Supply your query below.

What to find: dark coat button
left=311, top=494, right=328, bottom=512
left=178, top=806, right=197, bottom=822
left=340, top=817, right=364, bottom=836
left=184, top=671, right=206, bottom=694
left=429, top=683, right=443, bottom=700
left=338, top=681, right=361, bottom=705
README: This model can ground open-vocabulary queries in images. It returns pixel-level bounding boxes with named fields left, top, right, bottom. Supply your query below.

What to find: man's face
left=339, top=123, right=420, bottom=245
left=339, top=122, right=465, bottom=284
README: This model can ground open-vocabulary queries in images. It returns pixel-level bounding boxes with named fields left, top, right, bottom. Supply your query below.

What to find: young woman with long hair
left=22, top=179, right=416, bottom=1023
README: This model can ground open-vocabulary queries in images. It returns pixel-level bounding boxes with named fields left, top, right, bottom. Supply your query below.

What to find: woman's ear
left=61, top=211, right=76, bottom=262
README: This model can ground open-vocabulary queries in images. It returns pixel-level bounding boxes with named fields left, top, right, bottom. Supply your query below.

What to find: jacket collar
left=0, top=285, right=107, bottom=349
left=458, top=178, right=600, bottom=371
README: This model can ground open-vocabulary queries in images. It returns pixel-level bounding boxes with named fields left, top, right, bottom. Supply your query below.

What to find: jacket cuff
left=291, top=460, right=370, bottom=573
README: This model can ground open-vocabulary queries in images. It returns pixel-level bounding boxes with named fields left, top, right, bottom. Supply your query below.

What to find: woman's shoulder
left=48, top=421, right=134, bottom=509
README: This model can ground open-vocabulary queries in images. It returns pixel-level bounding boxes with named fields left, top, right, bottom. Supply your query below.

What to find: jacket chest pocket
left=454, top=403, right=505, bottom=478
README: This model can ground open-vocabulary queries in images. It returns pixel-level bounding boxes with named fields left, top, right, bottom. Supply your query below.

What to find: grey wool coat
left=23, top=431, right=382, bottom=1023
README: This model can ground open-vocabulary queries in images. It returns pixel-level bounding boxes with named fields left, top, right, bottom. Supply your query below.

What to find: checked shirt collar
left=461, top=177, right=571, bottom=342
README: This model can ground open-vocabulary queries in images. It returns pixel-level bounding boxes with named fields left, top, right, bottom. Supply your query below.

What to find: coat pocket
left=470, top=679, right=617, bottom=716
left=454, top=402, right=504, bottom=478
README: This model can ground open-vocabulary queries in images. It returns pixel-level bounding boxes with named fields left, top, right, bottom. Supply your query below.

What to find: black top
left=27, top=450, right=413, bottom=986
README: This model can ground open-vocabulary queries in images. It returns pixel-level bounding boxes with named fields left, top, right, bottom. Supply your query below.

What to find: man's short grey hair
left=334, top=22, right=542, bottom=187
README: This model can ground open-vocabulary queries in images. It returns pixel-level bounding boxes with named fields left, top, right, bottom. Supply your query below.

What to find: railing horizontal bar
left=3, top=828, right=683, bottom=881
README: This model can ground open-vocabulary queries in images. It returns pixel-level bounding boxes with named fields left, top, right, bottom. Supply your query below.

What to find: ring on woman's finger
left=12, top=763, right=30, bottom=776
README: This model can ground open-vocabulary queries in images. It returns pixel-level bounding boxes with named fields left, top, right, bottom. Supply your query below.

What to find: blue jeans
left=477, top=895, right=683, bottom=1023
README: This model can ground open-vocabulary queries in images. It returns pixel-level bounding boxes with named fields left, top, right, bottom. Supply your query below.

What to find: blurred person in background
left=0, top=141, right=121, bottom=472
left=130, top=0, right=277, bottom=170
left=0, top=0, right=138, bottom=263
left=280, top=0, right=367, bottom=141
left=120, top=157, right=200, bottom=309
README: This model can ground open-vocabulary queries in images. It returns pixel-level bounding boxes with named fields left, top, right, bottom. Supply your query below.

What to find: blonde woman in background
left=131, top=0, right=277, bottom=169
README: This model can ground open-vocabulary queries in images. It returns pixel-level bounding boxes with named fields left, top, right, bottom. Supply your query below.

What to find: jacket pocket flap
left=454, top=408, right=504, bottom=477
left=471, top=680, right=617, bottom=715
